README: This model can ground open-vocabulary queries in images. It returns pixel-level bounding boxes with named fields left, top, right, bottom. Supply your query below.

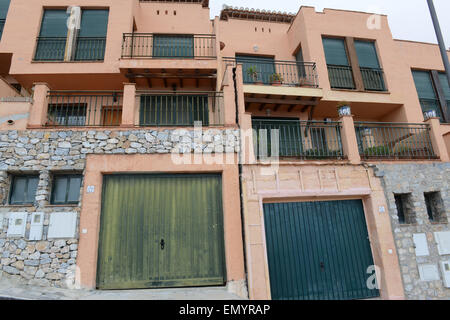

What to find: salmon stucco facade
left=0, top=0, right=449, bottom=300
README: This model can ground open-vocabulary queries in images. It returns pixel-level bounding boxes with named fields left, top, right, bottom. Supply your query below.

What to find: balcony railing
left=360, top=67, right=386, bottom=91
left=46, top=91, right=123, bottom=127
left=34, top=37, right=106, bottom=61
left=137, top=91, right=224, bottom=126
left=252, top=119, right=343, bottom=159
left=224, top=58, right=319, bottom=88
left=0, top=19, right=5, bottom=41
left=355, top=122, right=437, bottom=160
left=327, top=65, right=356, bottom=90
left=121, top=34, right=216, bottom=59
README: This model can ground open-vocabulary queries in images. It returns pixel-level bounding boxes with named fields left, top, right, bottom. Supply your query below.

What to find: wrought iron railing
left=327, top=65, right=355, bottom=89
left=0, top=19, right=5, bottom=41
left=252, top=119, right=343, bottom=159
left=34, top=37, right=67, bottom=61
left=137, top=91, right=224, bottom=126
left=419, top=98, right=444, bottom=121
left=121, top=34, right=216, bottom=59
left=74, top=37, right=107, bottom=61
left=354, top=122, right=437, bottom=160
left=224, top=58, right=319, bottom=88
left=46, top=91, right=123, bottom=127
left=360, top=67, right=386, bottom=91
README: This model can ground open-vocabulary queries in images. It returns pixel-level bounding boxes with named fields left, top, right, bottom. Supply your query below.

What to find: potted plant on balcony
left=269, top=73, right=283, bottom=86
left=337, top=101, right=351, bottom=117
left=246, top=66, right=262, bottom=85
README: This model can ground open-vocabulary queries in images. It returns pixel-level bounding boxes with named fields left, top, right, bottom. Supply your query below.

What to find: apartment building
left=0, top=0, right=449, bottom=300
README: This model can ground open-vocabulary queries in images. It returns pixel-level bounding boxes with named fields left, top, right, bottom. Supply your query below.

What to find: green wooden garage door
left=97, top=174, right=225, bottom=290
left=263, top=200, right=379, bottom=300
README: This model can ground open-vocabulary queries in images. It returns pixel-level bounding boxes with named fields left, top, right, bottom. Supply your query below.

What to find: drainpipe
left=427, top=0, right=450, bottom=86
left=232, top=65, right=249, bottom=288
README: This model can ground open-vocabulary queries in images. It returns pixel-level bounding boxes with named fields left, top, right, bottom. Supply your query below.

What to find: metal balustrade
left=224, top=58, right=319, bottom=88
left=34, top=37, right=67, bottom=61
left=74, top=37, right=107, bottom=61
left=121, top=34, right=216, bottom=59
left=360, top=67, right=386, bottom=91
left=137, top=91, right=224, bottom=126
left=327, top=65, right=356, bottom=89
left=46, top=91, right=123, bottom=127
left=252, top=119, right=343, bottom=159
left=354, top=122, right=437, bottom=160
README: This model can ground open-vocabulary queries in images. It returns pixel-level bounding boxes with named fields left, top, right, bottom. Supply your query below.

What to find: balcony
left=252, top=119, right=343, bottom=160
left=0, top=19, right=5, bottom=41
left=42, top=90, right=225, bottom=128
left=225, top=58, right=318, bottom=88
left=45, top=91, right=124, bottom=127
left=355, top=122, right=437, bottom=160
left=121, top=34, right=216, bottom=59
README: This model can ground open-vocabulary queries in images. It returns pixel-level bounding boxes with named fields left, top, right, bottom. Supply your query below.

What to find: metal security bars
left=74, top=37, right=107, bottom=61
left=327, top=65, right=356, bottom=89
left=138, top=92, right=224, bottom=126
left=46, top=91, right=123, bottom=127
left=121, top=34, right=216, bottom=59
left=252, top=119, right=343, bottom=160
left=224, top=58, right=319, bottom=87
left=0, top=19, right=5, bottom=41
left=355, top=122, right=437, bottom=160
left=360, top=67, right=386, bottom=91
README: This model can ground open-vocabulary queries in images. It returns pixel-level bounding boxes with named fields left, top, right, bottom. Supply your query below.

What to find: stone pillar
left=121, top=83, right=136, bottom=128
left=28, top=83, right=50, bottom=128
left=425, top=117, right=449, bottom=162
left=340, top=114, right=361, bottom=164
left=222, top=64, right=237, bottom=126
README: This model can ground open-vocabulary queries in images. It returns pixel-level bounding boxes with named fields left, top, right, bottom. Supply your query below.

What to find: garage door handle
left=160, top=239, right=165, bottom=250
left=320, top=262, right=325, bottom=271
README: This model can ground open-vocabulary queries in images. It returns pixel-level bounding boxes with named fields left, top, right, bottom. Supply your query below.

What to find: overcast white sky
left=209, top=0, right=450, bottom=47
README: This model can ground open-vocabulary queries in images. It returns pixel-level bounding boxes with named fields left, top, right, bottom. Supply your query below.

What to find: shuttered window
left=9, top=175, right=39, bottom=205
left=75, top=9, right=109, bottom=61
left=0, top=0, right=10, bottom=19
left=35, top=10, right=68, bottom=61
left=322, top=38, right=349, bottom=66
left=439, top=73, right=450, bottom=109
left=153, top=35, right=194, bottom=58
left=51, top=175, right=82, bottom=205
left=412, top=70, right=443, bottom=120
left=354, top=40, right=380, bottom=68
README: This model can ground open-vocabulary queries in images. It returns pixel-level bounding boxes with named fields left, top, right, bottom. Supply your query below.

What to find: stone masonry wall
left=0, top=128, right=240, bottom=288
left=373, top=163, right=450, bottom=300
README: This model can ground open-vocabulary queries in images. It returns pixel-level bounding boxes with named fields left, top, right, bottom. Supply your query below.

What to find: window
left=322, top=37, right=355, bottom=89
left=438, top=73, right=450, bottom=112
left=295, top=47, right=306, bottom=79
left=354, top=40, right=386, bottom=91
left=47, top=104, right=87, bottom=126
left=9, top=175, right=39, bottom=205
left=424, top=192, right=447, bottom=223
left=412, top=70, right=448, bottom=121
left=140, top=95, right=209, bottom=126
left=153, top=35, right=194, bottom=58
left=35, top=9, right=109, bottom=61
left=0, top=0, right=10, bottom=41
left=51, top=174, right=82, bottom=205
left=394, top=193, right=415, bottom=225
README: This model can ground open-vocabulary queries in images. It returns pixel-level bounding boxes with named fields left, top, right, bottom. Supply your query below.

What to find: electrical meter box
left=441, top=261, right=450, bottom=288
left=29, top=212, right=44, bottom=241
left=7, top=212, right=28, bottom=237
left=47, top=212, right=77, bottom=239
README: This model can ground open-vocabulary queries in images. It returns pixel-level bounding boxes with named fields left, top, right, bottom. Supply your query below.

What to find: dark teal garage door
left=263, top=200, right=379, bottom=300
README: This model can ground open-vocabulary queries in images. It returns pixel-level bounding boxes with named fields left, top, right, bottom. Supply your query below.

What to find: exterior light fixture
left=337, top=105, right=351, bottom=117
left=266, top=109, right=271, bottom=116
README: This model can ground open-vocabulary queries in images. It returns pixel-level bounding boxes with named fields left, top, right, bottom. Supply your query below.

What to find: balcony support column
left=28, top=83, right=50, bottom=128
left=121, top=83, right=136, bottom=128
left=222, top=65, right=237, bottom=126
left=425, top=117, right=449, bottom=161
left=340, top=114, right=361, bottom=164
